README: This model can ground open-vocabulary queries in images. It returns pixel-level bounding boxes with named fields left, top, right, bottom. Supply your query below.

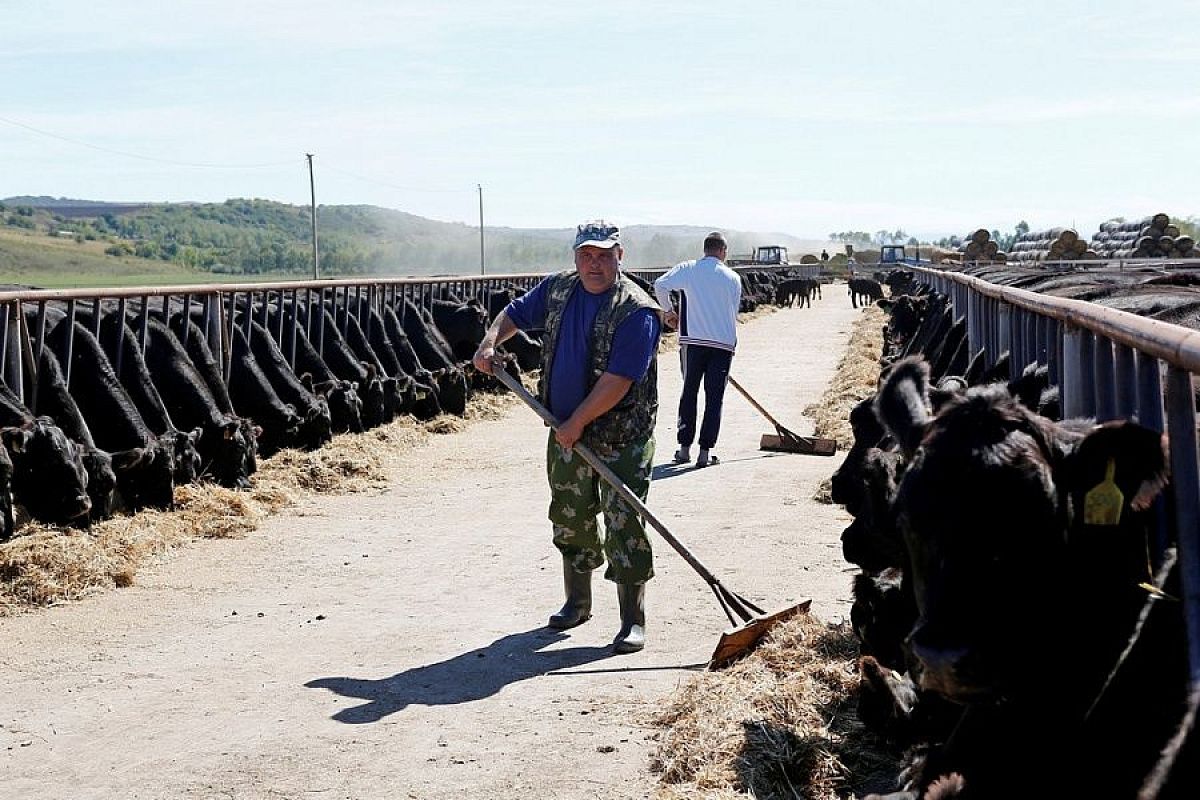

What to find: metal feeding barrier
left=914, top=264, right=1200, bottom=686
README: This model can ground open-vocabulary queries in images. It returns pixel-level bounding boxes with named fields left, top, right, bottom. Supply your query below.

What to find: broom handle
left=494, top=368, right=723, bottom=587
left=726, top=375, right=786, bottom=431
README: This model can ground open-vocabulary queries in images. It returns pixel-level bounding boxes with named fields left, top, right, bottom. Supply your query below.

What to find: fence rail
left=914, top=265, right=1200, bottom=685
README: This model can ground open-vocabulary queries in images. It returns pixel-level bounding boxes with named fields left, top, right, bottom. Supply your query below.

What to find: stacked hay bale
left=1006, top=227, right=1092, bottom=264
left=1089, top=213, right=1198, bottom=259
left=958, top=228, right=1007, bottom=263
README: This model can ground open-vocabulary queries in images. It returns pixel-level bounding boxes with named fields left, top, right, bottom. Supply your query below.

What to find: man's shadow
left=305, top=627, right=613, bottom=724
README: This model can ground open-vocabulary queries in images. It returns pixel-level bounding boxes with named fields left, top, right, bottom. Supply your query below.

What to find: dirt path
left=1, top=290, right=861, bottom=800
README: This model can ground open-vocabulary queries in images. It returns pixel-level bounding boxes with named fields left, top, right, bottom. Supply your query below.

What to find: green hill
left=0, top=196, right=827, bottom=289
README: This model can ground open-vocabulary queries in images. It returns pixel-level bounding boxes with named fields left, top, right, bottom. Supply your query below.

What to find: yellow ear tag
left=1084, top=458, right=1124, bottom=526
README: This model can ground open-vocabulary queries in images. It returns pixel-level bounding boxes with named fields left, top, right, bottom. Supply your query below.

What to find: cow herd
left=0, top=284, right=545, bottom=543
left=833, top=267, right=1198, bottom=798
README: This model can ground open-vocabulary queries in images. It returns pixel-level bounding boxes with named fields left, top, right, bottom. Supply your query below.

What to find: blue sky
left=2, top=0, right=1196, bottom=241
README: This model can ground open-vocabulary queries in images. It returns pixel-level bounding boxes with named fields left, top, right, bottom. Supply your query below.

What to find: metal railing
left=915, top=265, right=1200, bottom=684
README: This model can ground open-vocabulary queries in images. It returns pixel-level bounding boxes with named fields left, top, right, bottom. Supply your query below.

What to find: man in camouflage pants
left=473, top=220, right=661, bottom=653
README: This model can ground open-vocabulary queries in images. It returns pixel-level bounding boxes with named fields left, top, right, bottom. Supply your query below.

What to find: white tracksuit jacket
left=653, top=256, right=742, bottom=352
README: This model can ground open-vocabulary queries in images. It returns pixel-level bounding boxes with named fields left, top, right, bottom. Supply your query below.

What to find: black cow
left=228, top=325, right=303, bottom=458
left=243, top=319, right=333, bottom=451
left=86, top=312, right=204, bottom=487
left=848, top=277, right=884, bottom=308
left=398, top=299, right=469, bottom=415
left=0, top=382, right=91, bottom=530
left=430, top=298, right=489, bottom=362
left=141, top=317, right=256, bottom=489
left=872, top=355, right=1197, bottom=798
left=47, top=320, right=177, bottom=511
left=268, top=308, right=366, bottom=434
left=30, top=348, right=119, bottom=523
left=294, top=306, right=388, bottom=429
left=360, top=306, right=441, bottom=421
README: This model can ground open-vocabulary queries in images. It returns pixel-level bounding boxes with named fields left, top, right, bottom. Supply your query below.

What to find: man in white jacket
left=653, top=232, right=742, bottom=467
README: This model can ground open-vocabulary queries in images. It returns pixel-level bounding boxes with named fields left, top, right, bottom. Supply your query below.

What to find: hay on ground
left=650, top=613, right=902, bottom=799
left=0, top=402, right=498, bottom=615
left=805, top=305, right=885, bottom=450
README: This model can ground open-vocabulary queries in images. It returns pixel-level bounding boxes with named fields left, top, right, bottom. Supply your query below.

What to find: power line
left=320, top=163, right=474, bottom=194
left=0, top=115, right=296, bottom=169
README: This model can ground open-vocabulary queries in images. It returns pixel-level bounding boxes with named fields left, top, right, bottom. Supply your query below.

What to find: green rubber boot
left=548, top=557, right=592, bottom=630
left=612, top=583, right=646, bottom=653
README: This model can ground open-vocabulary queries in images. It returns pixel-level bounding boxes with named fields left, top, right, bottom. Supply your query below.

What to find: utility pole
left=478, top=183, right=485, bottom=275
left=306, top=153, right=319, bottom=279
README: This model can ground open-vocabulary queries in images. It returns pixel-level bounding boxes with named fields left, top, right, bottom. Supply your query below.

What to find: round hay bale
left=799, top=254, right=819, bottom=264
left=964, top=241, right=983, bottom=260
left=1152, top=212, right=1170, bottom=230
left=1175, top=236, right=1195, bottom=252
left=1059, top=229, right=1079, bottom=247
left=984, top=240, right=999, bottom=257
left=970, top=228, right=991, bottom=245
left=1164, top=224, right=1180, bottom=238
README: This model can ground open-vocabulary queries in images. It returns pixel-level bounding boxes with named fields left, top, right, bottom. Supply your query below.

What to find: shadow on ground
left=306, top=627, right=616, bottom=723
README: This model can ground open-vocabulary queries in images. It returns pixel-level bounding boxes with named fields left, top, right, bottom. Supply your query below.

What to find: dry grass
left=650, top=613, right=902, bottom=799
left=0, top=394, right=521, bottom=616
left=804, top=305, right=885, bottom=451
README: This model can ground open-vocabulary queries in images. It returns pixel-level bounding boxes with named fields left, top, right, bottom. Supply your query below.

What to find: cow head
left=314, top=379, right=364, bottom=434
left=168, top=428, right=204, bottom=485
left=878, top=356, right=1170, bottom=704
left=80, top=446, right=118, bottom=524
left=111, top=438, right=175, bottom=511
left=298, top=397, right=333, bottom=450
left=3, top=418, right=91, bottom=525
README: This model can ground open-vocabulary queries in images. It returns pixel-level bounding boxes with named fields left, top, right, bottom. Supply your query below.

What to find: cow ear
left=252, top=425, right=263, bottom=439
left=300, top=372, right=314, bottom=391
left=875, top=357, right=932, bottom=457
left=222, top=420, right=238, bottom=440
left=877, top=298, right=894, bottom=312
left=111, top=447, right=150, bottom=471
left=1060, top=422, right=1170, bottom=516
left=189, top=426, right=203, bottom=444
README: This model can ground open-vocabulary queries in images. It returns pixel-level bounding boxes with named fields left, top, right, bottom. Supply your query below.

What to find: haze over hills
left=1, top=196, right=838, bottom=281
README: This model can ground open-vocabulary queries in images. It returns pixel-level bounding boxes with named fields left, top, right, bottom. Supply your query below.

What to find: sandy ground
left=0, top=289, right=862, bottom=800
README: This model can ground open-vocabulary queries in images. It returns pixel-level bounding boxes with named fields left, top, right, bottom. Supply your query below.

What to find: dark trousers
left=677, top=345, right=733, bottom=450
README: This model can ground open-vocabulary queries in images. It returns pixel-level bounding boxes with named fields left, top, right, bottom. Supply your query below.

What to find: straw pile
left=650, top=612, right=903, bottom=799
left=0, top=393, right=522, bottom=615
left=804, top=304, right=885, bottom=452
left=1090, top=213, right=1198, bottom=259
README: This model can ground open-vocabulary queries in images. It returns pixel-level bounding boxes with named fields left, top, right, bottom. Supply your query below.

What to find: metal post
left=1078, top=329, right=1096, bottom=417
left=1093, top=335, right=1116, bottom=422
left=1114, top=343, right=1137, bottom=420
left=1061, top=326, right=1084, bottom=418
left=138, top=296, right=150, bottom=354
left=288, top=289, right=298, bottom=369
left=1136, top=353, right=1165, bottom=433
left=998, top=302, right=1012, bottom=374
left=115, top=298, right=128, bottom=380
left=317, top=287, right=326, bottom=357
left=181, top=293, right=192, bottom=350
left=3, top=302, right=21, bottom=403
left=1165, top=366, right=1200, bottom=684
left=64, top=299, right=77, bottom=390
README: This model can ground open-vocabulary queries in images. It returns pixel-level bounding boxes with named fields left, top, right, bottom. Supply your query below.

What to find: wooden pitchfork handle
left=492, top=367, right=760, bottom=622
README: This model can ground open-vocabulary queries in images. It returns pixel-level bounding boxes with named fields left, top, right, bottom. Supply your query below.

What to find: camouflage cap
left=573, top=220, right=621, bottom=250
